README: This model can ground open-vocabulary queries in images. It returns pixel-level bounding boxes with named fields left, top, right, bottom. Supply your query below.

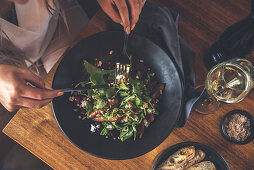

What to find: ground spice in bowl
left=224, top=113, right=251, bottom=142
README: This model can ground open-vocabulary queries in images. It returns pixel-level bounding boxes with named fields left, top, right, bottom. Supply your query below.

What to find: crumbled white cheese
left=69, top=96, right=74, bottom=102
left=106, top=124, right=114, bottom=130
left=123, top=116, right=128, bottom=123
left=140, top=59, right=144, bottom=63
left=144, top=119, right=149, bottom=127
left=121, top=116, right=129, bottom=123
left=147, top=108, right=153, bottom=114
left=160, top=90, right=163, bottom=95
left=81, top=100, right=88, bottom=108
left=90, top=124, right=96, bottom=132
left=125, top=102, right=132, bottom=109
left=96, top=124, right=100, bottom=129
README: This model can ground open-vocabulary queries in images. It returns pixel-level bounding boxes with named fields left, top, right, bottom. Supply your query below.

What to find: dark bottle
left=204, top=0, right=254, bottom=70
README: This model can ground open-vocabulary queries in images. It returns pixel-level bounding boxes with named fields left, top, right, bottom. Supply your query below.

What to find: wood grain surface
left=3, top=0, right=254, bottom=169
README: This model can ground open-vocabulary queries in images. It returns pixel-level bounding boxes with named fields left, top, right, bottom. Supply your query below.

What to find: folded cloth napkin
left=108, top=2, right=201, bottom=127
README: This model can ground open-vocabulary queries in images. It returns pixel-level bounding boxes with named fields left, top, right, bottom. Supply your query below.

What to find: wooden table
left=3, top=0, right=254, bottom=169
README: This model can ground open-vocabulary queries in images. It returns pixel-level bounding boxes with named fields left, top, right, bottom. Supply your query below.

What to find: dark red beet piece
left=74, top=96, right=82, bottom=104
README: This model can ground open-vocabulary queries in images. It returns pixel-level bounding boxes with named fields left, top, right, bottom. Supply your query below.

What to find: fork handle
left=60, top=84, right=113, bottom=93
left=123, top=33, right=129, bottom=55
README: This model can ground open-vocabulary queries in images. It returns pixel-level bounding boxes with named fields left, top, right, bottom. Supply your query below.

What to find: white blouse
left=0, top=0, right=88, bottom=73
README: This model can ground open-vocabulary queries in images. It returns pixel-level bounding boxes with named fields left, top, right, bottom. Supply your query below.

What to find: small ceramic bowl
left=220, top=110, right=254, bottom=145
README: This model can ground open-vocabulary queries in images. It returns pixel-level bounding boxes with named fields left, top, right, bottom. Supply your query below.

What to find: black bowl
left=153, top=142, right=230, bottom=170
left=52, top=31, right=184, bottom=160
left=220, top=110, right=254, bottom=145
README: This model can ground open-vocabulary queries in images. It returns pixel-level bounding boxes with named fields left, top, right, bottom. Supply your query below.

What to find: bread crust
left=157, top=146, right=195, bottom=170
left=186, top=161, right=216, bottom=170
left=184, top=150, right=206, bottom=169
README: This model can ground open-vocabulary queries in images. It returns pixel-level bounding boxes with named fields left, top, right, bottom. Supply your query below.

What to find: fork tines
left=115, top=62, right=130, bottom=84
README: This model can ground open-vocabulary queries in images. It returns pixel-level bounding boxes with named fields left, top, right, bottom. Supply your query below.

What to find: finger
left=19, top=69, right=45, bottom=88
left=140, top=0, right=146, bottom=5
left=106, top=8, right=122, bottom=24
left=45, top=84, right=53, bottom=90
left=18, top=97, right=52, bottom=109
left=99, top=1, right=122, bottom=24
left=1, top=100, right=19, bottom=112
left=138, top=0, right=146, bottom=14
left=8, top=0, right=29, bottom=4
left=6, top=105, right=18, bottom=112
left=20, top=83, right=64, bottom=100
left=114, top=0, right=130, bottom=34
left=127, top=0, right=141, bottom=30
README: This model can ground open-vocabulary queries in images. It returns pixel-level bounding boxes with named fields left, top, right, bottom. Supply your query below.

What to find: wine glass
left=194, top=58, right=254, bottom=114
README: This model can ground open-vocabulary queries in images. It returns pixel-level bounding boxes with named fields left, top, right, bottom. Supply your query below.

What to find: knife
left=60, top=84, right=114, bottom=93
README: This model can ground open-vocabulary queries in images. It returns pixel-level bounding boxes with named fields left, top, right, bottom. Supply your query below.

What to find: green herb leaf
left=119, top=126, right=134, bottom=141
left=119, top=91, right=129, bottom=97
left=135, top=96, right=141, bottom=106
left=85, top=102, right=93, bottom=115
left=74, top=81, right=87, bottom=88
left=118, top=82, right=129, bottom=90
left=129, top=78, right=146, bottom=96
left=132, top=125, right=137, bottom=141
left=100, top=127, right=109, bottom=135
left=120, top=95, right=135, bottom=106
left=93, top=96, right=107, bottom=109
left=83, top=60, right=114, bottom=85
left=105, top=88, right=115, bottom=98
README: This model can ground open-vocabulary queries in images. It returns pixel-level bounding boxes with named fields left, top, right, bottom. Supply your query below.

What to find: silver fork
left=59, top=63, right=130, bottom=92
left=120, top=33, right=130, bottom=64
left=115, top=62, right=130, bottom=84
left=114, top=33, right=131, bottom=84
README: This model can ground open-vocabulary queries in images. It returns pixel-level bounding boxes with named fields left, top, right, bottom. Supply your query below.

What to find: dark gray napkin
left=108, top=2, right=200, bottom=127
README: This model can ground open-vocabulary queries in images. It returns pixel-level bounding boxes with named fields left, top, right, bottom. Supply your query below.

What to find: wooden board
left=3, top=0, right=254, bottom=169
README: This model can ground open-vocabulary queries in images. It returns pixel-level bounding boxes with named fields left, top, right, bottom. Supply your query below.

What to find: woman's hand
left=0, top=65, right=63, bottom=112
left=8, top=0, right=29, bottom=4
left=97, top=0, right=146, bottom=34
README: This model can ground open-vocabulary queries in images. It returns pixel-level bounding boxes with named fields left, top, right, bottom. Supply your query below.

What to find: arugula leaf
left=120, top=95, right=135, bottom=106
left=105, top=73, right=115, bottom=83
left=129, top=78, right=146, bottom=96
left=135, top=96, right=141, bottom=106
left=105, top=88, right=115, bottom=98
left=100, top=127, right=109, bottom=135
left=119, top=126, right=134, bottom=141
left=97, top=89, right=106, bottom=96
left=132, top=124, right=137, bottom=141
left=83, top=60, right=114, bottom=85
left=119, top=91, right=129, bottom=97
left=111, top=122, right=122, bottom=130
left=74, top=81, right=87, bottom=88
left=85, top=102, right=93, bottom=115
left=86, top=89, right=93, bottom=97
left=93, top=96, right=107, bottom=109
left=118, top=82, right=129, bottom=90
left=83, top=60, right=113, bottom=76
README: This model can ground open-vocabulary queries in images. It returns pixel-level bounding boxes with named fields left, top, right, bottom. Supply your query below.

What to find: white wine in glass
left=206, top=58, right=254, bottom=103
left=194, top=58, right=254, bottom=114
